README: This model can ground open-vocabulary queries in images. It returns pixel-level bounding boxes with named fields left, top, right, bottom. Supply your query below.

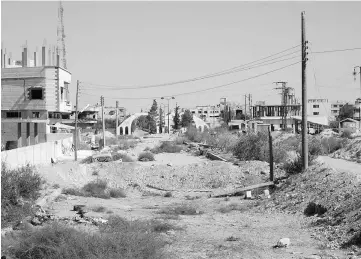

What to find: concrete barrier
left=1, top=137, right=73, bottom=169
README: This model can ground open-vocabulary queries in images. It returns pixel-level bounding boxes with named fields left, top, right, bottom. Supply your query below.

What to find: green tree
left=338, top=103, right=354, bottom=121
left=147, top=100, right=159, bottom=134
left=173, top=105, right=181, bottom=129
left=159, top=107, right=165, bottom=133
left=181, top=109, right=193, bottom=128
left=135, top=115, right=149, bottom=131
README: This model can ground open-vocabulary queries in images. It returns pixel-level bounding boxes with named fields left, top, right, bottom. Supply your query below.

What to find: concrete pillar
left=42, top=46, right=46, bottom=66
left=34, top=51, right=37, bottom=67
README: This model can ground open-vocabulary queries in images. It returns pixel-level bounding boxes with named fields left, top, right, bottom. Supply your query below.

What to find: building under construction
left=1, top=44, right=72, bottom=150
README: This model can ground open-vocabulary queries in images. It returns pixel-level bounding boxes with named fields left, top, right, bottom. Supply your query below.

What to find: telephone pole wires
left=301, top=11, right=309, bottom=170
left=74, top=80, right=79, bottom=161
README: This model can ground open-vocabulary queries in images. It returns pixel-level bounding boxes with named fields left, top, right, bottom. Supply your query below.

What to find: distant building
left=330, top=100, right=347, bottom=119
left=1, top=45, right=72, bottom=150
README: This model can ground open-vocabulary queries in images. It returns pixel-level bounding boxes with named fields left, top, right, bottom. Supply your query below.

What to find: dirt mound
left=330, top=137, right=361, bottom=162
left=260, top=162, right=361, bottom=250
left=85, top=159, right=281, bottom=193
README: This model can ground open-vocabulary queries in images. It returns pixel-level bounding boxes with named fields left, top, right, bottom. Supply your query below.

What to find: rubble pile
left=259, top=163, right=361, bottom=250
left=330, top=138, right=361, bottom=162
left=12, top=205, right=109, bottom=231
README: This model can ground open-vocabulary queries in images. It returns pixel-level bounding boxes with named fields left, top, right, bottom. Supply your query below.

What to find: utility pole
left=101, top=96, right=105, bottom=148
left=74, top=80, right=79, bottom=161
left=248, top=94, right=252, bottom=120
left=301, top=11, right=309, bottom=170
left=115, top=101, right=119, bottom=137
left=274, top=82, right=292, bottom=131
left=244, top=94, right=247, bottom=119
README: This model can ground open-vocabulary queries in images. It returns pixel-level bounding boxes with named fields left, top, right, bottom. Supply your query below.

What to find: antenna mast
left=57, top=1, right=67, bottom=69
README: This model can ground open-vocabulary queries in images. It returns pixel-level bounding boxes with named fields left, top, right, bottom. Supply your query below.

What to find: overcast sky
left=2, top=1, right=361, bottom=113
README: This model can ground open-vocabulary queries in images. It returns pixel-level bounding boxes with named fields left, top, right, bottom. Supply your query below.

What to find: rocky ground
left=2, top=133, right=361, bottom=259
left=330, top=138, right=361, bottom=163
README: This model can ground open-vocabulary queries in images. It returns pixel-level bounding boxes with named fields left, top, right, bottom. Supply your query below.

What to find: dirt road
left=319, top=156, right=361, bottom=181
left=36, top=136, right=351, bottom=259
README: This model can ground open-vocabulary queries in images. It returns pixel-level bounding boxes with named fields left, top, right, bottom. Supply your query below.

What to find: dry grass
left=2, top=216, right=168, bottom=259
left=158, top=203, right=203, bottom=216
left=217, top=203, right=246, bottom=214
left=92, top=206, right=107, bottom=212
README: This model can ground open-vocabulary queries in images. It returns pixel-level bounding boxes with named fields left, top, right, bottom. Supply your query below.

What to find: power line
left=81, top=60, right=301, bottom=100
left=81, top=54, right=300, bottom=91
left=311, top=47, right=361, bottom=54
left=80, top=44, right=301, bottom=89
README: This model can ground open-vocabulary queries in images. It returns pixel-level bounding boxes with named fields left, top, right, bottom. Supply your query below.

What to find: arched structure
left=191, top=115, right=209, bottom=132
left=117, top=113, right=148, bottom=135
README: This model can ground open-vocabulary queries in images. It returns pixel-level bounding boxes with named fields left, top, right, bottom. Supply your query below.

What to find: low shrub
left=63, top=180, right=112, bottom=199
left=1, top=163, right=43, bottom=228
left=174, top=137, right=187, bottom=145
left=282, top=154, right=304, bottom=174
left=138, top=152, right=155, bottom=161
left=109, top=188, right=126, bottom=198
left=321, top=137, right=346, bottom=154
left=78, top=142, right=91, bottom=150
left=232, top=133, right=268, bottom=161
left=112, top=153, right=134, bottom=162
left=2, top=217, right=167, bottom=259
left=151, top=141, right=183, bottom=154
left=341, top=128, right=353, bottom=139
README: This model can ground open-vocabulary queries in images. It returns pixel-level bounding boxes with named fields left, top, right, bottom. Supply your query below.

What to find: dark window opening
left=6, top=112, right=21, bottom=118
left=313, top=112, right=319, bottom=115
left=61, top=87, right=64, bottom=100
left=30, top=88, right=43, bottom=100
left=33, top=112, right=40, bottom=118
left=34, top=123, right=38, bottom=137
left=109, top=111, right=115, bottom=115
left=27, top=123, right=30, bottom=138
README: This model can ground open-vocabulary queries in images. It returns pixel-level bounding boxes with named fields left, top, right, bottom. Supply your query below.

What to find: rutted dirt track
left=34, top=135, right=353, bottom=259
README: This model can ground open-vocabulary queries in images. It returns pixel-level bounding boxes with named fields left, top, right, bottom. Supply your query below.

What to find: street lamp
left=161, top=97, right=175, bottom=134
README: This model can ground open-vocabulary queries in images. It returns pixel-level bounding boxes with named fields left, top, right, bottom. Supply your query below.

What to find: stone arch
left=119, top=127, right=123, bottom=135
left=117, top=112, right=148, bottom=135
left=125, top=126, right=129, bottom=135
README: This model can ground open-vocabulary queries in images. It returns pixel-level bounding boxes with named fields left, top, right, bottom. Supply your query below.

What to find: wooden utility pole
left=74, top=80, right=79, bottom=161
left=101, top=96, right=105, bottom=148
left=248, top=94, right=252, bottom=120
left=244, top=95, right=247, bottom=118
left=115, top=101, right=119, bottom=136
left=268, top=126, right=274, bottom=181
left=301, top=11, right=308, bottom=170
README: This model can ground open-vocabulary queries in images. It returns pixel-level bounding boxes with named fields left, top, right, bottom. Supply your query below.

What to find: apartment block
left=1, top=44, right=72, bottom=150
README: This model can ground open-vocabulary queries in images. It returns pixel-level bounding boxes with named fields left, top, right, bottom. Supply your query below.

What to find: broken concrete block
left=264, top=190, right=271, bottom=198
left=245, top=191, right=252, bottom=199
left=167, top=163, right=172, bottom=167
left=276, top=238, right=290, bottom=248
left=30, top=217, right=42, bottom=226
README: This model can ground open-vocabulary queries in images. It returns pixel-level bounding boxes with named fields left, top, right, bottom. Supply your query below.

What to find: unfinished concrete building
left=1, top=44, right=72, bottom=150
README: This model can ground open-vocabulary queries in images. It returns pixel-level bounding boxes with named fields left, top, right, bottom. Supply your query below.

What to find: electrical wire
left=80, top=44, right=301, bottom=89
left=311, top=47, right=361, bottom=54
left=81, top=54, right=301, bottom=92
left=80, top=60, right=301, bottom=100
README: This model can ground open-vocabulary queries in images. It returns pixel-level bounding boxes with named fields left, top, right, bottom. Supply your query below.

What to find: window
left=191, top=111, right=195, bottom=114
left=332, top=110, right=338, bottom=113
left=313, top=112, right=319, bottom=115
left=109, top=111, right=115, bottom=115
left=60, top=87, right=64, bottom=101
left=204, top=111, right=208, bottom=114
left=30, top=88, right=43, bottom=100
left=6, top=112, right=21, bottom=118
left=332, top=105, right=338, bottom=108
left=313, top=105, right=319, bottom=108
left=198, top=111, right=202, bottom=114
left=32, top=112, right=40, bottom=118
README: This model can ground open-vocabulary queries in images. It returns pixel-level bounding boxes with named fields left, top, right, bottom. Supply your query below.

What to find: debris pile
left=330, top=138, right=361, bottom=162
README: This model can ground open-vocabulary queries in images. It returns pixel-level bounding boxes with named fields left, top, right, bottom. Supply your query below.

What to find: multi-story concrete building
left=1, top=45, right=72, bottom=150
left=330, top=100, right=346, bottom=118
